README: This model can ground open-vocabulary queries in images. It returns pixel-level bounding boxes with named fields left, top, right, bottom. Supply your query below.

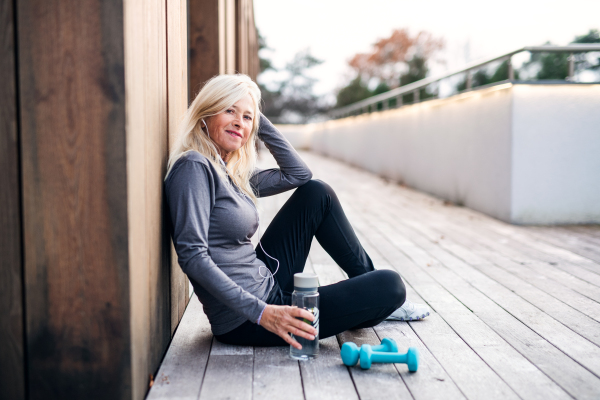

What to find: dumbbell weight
left=340, top=338, right=398, bottom=366
left=360, top=345, right=419, bottom=371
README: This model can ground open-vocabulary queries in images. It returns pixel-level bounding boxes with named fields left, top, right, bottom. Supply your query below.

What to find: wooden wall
left=0, top=1, right=25, bottom=399
left=188, top=0, right=260, bottom=99
left=0, top=0, right=258, bottom=398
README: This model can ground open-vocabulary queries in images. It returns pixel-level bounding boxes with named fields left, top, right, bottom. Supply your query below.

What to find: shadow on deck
left=147, top=151, right=600, bottom=400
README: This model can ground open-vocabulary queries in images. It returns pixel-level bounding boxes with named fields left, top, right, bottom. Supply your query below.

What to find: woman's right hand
left=259, top=305, right=317, bottom=349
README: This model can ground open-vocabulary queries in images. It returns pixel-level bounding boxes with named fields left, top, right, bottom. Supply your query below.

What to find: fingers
left=260, top=305, right=318, bottom=347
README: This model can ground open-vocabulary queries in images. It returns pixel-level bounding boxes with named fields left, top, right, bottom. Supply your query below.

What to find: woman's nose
left=232, top=114, right=242, bottom=127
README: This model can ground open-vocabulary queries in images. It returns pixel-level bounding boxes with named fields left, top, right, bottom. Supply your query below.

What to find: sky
left=254, top=0, right=600, bottom=100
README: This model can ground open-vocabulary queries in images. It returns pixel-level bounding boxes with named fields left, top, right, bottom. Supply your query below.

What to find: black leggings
left=215, top=180, right=406, bottom=346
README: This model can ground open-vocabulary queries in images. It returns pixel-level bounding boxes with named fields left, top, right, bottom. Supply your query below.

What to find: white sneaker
left=386, top=300, right=430, bottom=321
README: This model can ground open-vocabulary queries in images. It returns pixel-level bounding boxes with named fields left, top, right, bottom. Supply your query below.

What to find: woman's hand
left=259, top=305, right=317, bottom=349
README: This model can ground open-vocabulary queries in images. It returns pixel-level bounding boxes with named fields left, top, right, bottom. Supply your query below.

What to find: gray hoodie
left=165, top=115, right=312, bottom=335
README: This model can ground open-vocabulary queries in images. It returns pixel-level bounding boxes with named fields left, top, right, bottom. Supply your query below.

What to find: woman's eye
left=226, top=109, right=234, bottom=114
left=244, top=115, right=252, bottom=121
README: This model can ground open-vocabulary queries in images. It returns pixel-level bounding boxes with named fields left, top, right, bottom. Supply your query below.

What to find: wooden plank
left=253, top=347, right=304, bottom=400
left=344, top=178, right=600, bottom=399
left=373, top=294, right=466, bottom=400
left=124, top=1, right=173, bottom=398
left=338, top=328, right=414, bottom=400
left=167, top=0, right=190, bottom=336
left=0, top=1, right=25, bottom=398
left=299, top=153, right=584, bottom=399
left=377, top=194, right=600, bottom=369
left=147, top=296, right=212, bottom=400
left=300, top=336, right=359, bottom=400
left=525, top=226, right=600, bottom=264
left=199, top=339, right=254, bottom=400
left=17, top=1, right=131, bottom=398
left=346, top=221, right=523, bottom=400
left=188, top=0, right=220, bottom=98
left=431, top=223, right=600, bottom=339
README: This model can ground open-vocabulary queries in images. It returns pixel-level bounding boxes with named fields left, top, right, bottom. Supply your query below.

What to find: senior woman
left=165, top=74, right=429, bottom=349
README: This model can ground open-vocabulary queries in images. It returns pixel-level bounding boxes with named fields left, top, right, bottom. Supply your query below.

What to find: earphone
left=257, top=221, right=280, bottom=283
left=204, top=118, right=280, bottom=282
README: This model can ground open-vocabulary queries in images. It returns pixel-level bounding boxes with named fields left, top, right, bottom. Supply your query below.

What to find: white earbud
left=202, top=118, right=210, bottom=138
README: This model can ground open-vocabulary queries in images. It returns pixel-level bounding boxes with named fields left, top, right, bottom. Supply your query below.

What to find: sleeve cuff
left=256, top=304, right=267, bottom=325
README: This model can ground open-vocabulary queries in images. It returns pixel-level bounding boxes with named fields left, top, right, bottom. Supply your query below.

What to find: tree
left=533, top=29, right=600, bottom=80
left=336, top=29, right=444, bottom=108
left=348, top=29, right=444, bottom=87
left=258, top=45, right=326, bottom=123
left=336, top=76, right=372, bottom=108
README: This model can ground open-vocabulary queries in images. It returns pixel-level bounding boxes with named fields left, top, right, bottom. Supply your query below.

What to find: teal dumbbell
left=341, top=338, right=398, bottom=366
left=360, top=345, right=419, bottom=371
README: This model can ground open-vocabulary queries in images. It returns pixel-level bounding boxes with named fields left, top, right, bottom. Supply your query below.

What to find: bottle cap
left=293, top=273, right=319, bottom=290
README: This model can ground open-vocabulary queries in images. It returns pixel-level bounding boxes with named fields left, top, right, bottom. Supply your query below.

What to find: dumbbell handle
left=360, top=345, right=419, bottom=371
left=371, top=351, right=409, bottom=364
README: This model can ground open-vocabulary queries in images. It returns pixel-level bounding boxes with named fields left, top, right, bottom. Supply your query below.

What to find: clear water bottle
left=290, top=273, right=320, bottom=360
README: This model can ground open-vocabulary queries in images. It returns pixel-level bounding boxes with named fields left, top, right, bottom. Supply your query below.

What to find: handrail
left=330, top=44, right=600, bottom=119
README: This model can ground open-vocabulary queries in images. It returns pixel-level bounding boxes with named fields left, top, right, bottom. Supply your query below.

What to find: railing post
left=466, top=70, right=472, bottom=90
left=567, top=53, right=575, bottom=81
left=396, top=95, right=403, bottom=108
left=414, top=90, right=420, bottom=103
left=507, top=56, right=514, bottom=80
left=382, top=100, right=388, bottom=110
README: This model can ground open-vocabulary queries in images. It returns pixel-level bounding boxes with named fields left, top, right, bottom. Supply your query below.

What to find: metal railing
left=330, top=44, right=600, bottom=119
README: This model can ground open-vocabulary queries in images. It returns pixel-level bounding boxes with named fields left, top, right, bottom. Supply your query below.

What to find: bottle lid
left=293, top=273, right=319, bottom=289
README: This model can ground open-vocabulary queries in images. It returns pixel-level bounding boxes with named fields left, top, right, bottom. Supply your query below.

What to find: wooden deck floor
left=147, top=151, right=600, bottom=400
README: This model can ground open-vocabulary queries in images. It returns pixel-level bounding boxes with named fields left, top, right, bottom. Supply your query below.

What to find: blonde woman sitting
left=165, top=74, right=429, bottom=349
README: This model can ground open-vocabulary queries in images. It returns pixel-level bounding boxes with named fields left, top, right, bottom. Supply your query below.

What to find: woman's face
left=205, top=94, right=255, bottom=162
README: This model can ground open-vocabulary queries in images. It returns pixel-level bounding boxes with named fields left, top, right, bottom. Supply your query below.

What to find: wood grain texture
left=147, top=296, right=212, bottom=400
left=300, top=336, right=359, bottom=400
left=188, top=0, right=220, bottom=99
left=338, top=328, right=413, bottom=400
left=17, top=0, right=130, bottom=398
left=0, top=1, right=25, bottom=399
left=199, top=339, right=254, bottom=400
left=314, top=152, right=599, bottom=399
left=253, top=347, right=304, bottom=400
left=167, top=0, right=190, bottom=336
left=124, top=0, right=172, bottom=398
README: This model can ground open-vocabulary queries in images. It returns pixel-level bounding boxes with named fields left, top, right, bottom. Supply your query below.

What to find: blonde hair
left=166, top=74, right=261, bottom=203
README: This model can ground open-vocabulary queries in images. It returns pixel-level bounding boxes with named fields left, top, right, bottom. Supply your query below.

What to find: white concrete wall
left=288, top=83, right=600, bottom=224
left=511, top=84, right=600, bottom=224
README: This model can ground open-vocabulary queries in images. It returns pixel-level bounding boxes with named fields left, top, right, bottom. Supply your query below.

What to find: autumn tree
left=336, top=29, right=444, bottom=108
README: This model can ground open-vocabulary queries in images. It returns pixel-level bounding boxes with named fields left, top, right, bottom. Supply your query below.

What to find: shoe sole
left=386, top=312, right=430, bottom=322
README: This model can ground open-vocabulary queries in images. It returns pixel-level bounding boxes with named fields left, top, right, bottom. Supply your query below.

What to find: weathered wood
left=188, top=0, right=220, bottom=98
left=526, top=226, right=600, bottom=264
left=300, top=336, right=359, bottom=400
left=253, top=347, right=304, bottom=400
left=0, top=1, right=25, bottom=399
left=336, top=166, right=600, bottom=399
left=301, top=152, right=583, bottom=399
left=17, top=1, right=131, bottom=398
left=167, top=0, right=190, bottom=336
left=373, top=314, right=466, bottom=400
left=147, top=296, right=212, bottom=400
left=124, top=1, right=173, bottom=398
left=199, top=339, right=254, bottom=400
left=338, top=328, right=413, bottom=400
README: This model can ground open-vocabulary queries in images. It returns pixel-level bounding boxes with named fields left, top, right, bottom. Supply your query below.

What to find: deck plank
left=338, top=328, right=414, bottom=400
left=147, top=296, right=212, bottom=400
left=198, top=339, right=254, bottom=400
left=299, top=336, right=359, bottom=400
left=253, top=347, right=304, bottom=400
left=147, top=151, right=600, bottom=400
